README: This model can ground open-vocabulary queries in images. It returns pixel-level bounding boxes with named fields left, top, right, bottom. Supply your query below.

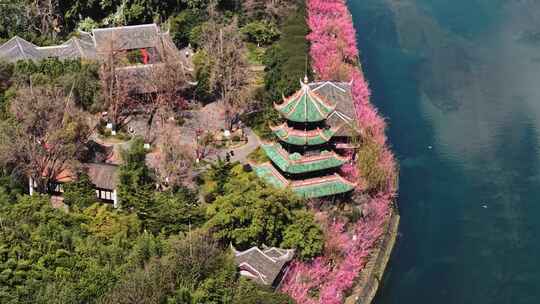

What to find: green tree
left=201, top=159, right=235, bottom=202
left=169, top=9, right=204, bottom=47
left=83, top=204, right=141, bottom=242
left=0, top=195, right=88, bottom=302
left=63, top=172, right=96, bottom=209
left=192, top=50, right=214, bottom=102
left=241, top=21, right=280, bottom=46
left=232, top=278, right=295, bottom=304
left=262, top=7, right=310, bottom=101
left=281, top=210, right=324, bottom=260
left=117, top=137, right=153, bottom=212
left=205, top=165, right=303, bottom=249
left=181, top=0, right=209, bottom=10
left=76, top=17, right=100, bottom=32
left=147, top=188, right=206, bottom=236
left=60, top=62, right=101, bottom=111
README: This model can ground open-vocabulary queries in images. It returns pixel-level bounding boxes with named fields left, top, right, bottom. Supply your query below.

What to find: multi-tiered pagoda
left=254, top=79, right=358, bottom=199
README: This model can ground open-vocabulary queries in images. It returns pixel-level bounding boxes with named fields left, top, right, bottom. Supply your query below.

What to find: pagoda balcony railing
left=270, top=123, right=343, bottom=146
left=261, top=143, right=349, bottom=174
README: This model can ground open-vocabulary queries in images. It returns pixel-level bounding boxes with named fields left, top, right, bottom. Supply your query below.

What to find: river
left=348, top=0, right=540, bottom=303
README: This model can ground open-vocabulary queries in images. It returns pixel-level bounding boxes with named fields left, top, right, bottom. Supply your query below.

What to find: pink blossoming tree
left=280, top=0, right=398, bottom=303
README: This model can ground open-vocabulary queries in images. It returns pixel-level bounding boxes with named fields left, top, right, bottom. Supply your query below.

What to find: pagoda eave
left=271, top=123, right=340, bottom=146
left=253, top=163, right=356, bottom=198
left=261, top=143, right=348, bottom=174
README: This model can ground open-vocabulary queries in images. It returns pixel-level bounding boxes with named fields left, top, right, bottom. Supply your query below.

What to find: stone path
left=214, top=128, right=261, bottom=163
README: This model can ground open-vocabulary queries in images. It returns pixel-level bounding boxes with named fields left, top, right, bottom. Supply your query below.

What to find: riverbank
left=345, top=210, right=400, bottom=304
left=279, top=1, right=399, bottom=303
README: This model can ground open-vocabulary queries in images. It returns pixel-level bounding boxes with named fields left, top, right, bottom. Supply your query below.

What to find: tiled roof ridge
left=233, top=244, right=294, bottom=261
left=263, top=142, right=348, bottom=164
left=257, top=162, right=290, bottom=186
left=275, top=89, right=303, bottom=110
left=306, top=84, right=336, bottom=110
left=14, top=37, right=30, bottom=60
left=328, top=109, right=354, bottom=123
left=238, top=262, right=269, bottom=284
left=291, top=173, right=356, bottom=188
left=274, top=82, right=336, bottom=121
left=270, top=123, right=341, bottom=138
left=71, top=38, right=85, bottom=57
left=235, top=246, right=278, bottom=262
left=311, top=80, right=348, bottom=93
left=91, top=23, right=158, bottom=33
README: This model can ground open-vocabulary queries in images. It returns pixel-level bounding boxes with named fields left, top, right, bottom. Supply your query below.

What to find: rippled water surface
left=348, top=0, right=540, bottom=303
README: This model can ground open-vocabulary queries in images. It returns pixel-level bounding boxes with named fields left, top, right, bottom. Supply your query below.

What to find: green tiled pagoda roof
left=291, top=174, right=356, bottom=198
left=271, top=123, right=340, bottom=146
left=252, top=163, right=289, bottom=189
left=261, top=143, right=348, bottom=174
left=253, top=163, right=356, bottom=198
left=274, top=82, right=336, bottom=122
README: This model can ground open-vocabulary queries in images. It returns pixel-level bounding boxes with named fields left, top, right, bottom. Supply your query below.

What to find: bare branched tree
left=99, top=34, right=141, bottom=132
left=243, top=0, right=295, bottom=22
left=155, top=130, right=195, bottom=189
left=26, top=0, right=61, bottom=39
left=0, top=86, right=91, bottom=193
left=138, top=58, right=189, bottom=143
left=200, top=19, right=249, bottom=130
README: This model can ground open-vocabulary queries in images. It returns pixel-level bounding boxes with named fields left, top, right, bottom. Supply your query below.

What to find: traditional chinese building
left=0, top=24, right=195, bottom=92
left=29, top=163, right=120, bottom=208
left=232, top=245, right=295, bottom=288
left=253, top=79, right=359, bottom=199
left=0, top=24, right=193, bottom=65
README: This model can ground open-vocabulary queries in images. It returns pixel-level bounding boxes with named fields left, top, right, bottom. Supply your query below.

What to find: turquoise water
left=348, top=1, right=540, bottom=303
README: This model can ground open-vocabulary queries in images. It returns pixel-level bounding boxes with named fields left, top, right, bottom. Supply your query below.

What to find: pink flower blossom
left=280, top=1, right=398, bottom=303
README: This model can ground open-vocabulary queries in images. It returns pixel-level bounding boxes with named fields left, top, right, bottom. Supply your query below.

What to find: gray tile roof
left=0, top=37, right=41, bottom=62
left=0, top=36, right=98, bottom=62
left=92, top=24, right=160, bottom=53
left=309, top=81, right=360, bottom=137
left=0, top=25, right=194, bottom=81
left=85, top=163, right=119, bottom=190
left=233, top=245, right=295, bottom=286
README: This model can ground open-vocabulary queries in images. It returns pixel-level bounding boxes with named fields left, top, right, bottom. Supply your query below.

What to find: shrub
left=356, top=138, right=389, bottom=192
left=169, top=9, right=204, bottom=47
left=60, top=63, right=101, bottom=110
left=63, top=172, right=97, bottom=209
left=247, top=147, right=270, bottom=164
left=281, top=210, right=324, bottom=260
left=241, top=21, right=280, bottom=45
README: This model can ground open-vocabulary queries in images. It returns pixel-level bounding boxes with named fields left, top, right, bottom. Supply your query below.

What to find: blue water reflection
left=348, top=0, right=540, bottom=303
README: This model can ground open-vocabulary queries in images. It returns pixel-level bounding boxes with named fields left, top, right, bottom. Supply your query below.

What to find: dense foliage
left=0, top=1, right=342, bottom=303
left=0, top=192, right=148, bottom=303
left=0, top=0, right=246, bottom=45
left=63, top=172, right=97, bottom=209
left=118, top=138, right=206, bottom=236
left=203, top=161, right=324, bottom=260
left=263, top=6, right=311, bottom=101
left=247, top=5, right=311, bottom=138
left=0, top=150, right=296, bottom=303
left=0, top=59, right=101, bottom=113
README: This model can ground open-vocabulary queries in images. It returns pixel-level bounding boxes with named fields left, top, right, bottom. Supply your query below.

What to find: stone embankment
left=345, top=210, right=400, bottom=304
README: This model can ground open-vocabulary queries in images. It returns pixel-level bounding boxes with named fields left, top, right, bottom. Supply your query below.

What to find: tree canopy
left=0, top=1, right=319, bottom=303
left=204, top=163, right=324, bottom=259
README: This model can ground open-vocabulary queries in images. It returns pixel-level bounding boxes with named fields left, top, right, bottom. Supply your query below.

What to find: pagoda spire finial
left=299, top=78, right=309, bottom=91
left=303, top=55, right=309, bottom=84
